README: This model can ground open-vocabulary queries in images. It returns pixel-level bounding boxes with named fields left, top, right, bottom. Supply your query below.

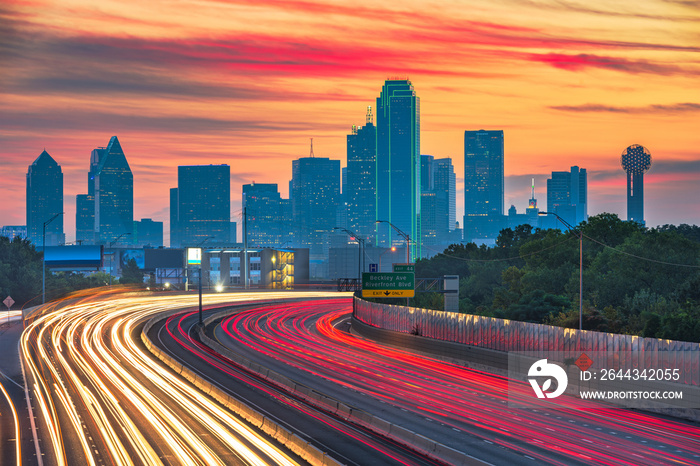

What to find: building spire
left=309, top=138, right=315, bottom=158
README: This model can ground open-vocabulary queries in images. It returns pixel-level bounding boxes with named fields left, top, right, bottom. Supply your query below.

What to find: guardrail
left=353, top=296, right=700, bottom=386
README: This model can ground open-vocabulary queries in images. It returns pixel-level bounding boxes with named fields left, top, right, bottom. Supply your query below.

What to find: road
left=19, top=290, right=354, bottom=466
left=149, top=299, right=449, bottom=466
left=207, top=298, right=700, bottom=466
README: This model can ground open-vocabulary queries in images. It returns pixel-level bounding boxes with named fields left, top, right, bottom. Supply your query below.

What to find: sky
left=2, top=0, right=699, bottom=245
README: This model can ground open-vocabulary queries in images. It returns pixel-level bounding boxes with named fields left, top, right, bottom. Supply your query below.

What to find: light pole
left=108, top=232, right=132, bottom=286
left=540, top=211, right=583, bottom=331
left=195, top=236, right=214, bottom=325
left=334, top=227, right=365, bottom=283
left=379, top=246, right=397, bottom=272
left=376, top=220, right=411, bottom=264
left=42, top=212, right=64, bottom=304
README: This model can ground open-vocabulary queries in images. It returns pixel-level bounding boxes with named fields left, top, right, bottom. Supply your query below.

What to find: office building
left=94, top=136, right=133, bottom=245
left=173, top=165, right=230, bottom=246
left=621, top=144, right=652, bottom=225
left=26, top=149, right=64, bottom=246
left=546, top=166, right=587, bottom=227
left=463, top=130, right=505, bottom=241
left=420, top=155, right=456, bottom=251
left=242, top=183, right=289, bottom=247
left=376, top=79, right=421, bottom=260
left=290, top=155, right=340, bottom=259
left=1, top=225, right=27, bottom=241
left=133, top=218, right=163, bottom=248
left=346, top=107, right=377, bottom=242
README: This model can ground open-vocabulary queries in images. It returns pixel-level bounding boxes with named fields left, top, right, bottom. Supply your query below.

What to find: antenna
left=309, top=138, right=314, bottom=158
left=366, top=106, right=373, bottom=124
left=531, top=178, right=535, bottom=199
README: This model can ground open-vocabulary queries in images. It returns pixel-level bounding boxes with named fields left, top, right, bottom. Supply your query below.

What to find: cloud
left=528, top=53, right=685, bottom=75
left=550, top=102, right=700, bottom=113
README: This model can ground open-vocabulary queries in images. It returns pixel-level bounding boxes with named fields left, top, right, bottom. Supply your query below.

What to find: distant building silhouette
left=463, top=130, right=505, bottom=242
left=546, top=166, right=587, bottom=227
left=346, top=106, right=377, bottom=242
left=173, top=165, right=230, bottom=246
left=376, top=79, right=421, bottom=259
left=291, top=153, right=340, bottom=268
left=26, top=149, right=64, bottom=246
left=1, top=225, right=27, bottom=241
left=133, top=218, right=163, bottom=248
left=621, top=144, right=652, bottom=225
left=242, top=183, right=289, bottom=247
left=93, top=136, right=133, bottom=245
left=75, top=146, right=108, bottom=245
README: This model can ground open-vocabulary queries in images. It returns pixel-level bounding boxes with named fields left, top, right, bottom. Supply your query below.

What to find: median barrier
left=198, top=306, right=490, bottom=466
left=141, top=303, right=345, bottom=466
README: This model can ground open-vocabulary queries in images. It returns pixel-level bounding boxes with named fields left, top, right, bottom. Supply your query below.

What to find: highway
left=207, top=298, right=700, bottom=466
left=19, top=290, right=355, bottom=466
left=13, top=290, right=700, bottom=465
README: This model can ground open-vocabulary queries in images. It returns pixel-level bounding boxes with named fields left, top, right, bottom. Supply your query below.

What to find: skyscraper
left=546, top=166, right=587, bottom=227
left=242, top=183, right=288, bottom=247
left=420, top=155, right=456, bottom=250
left=621, top=144, right=652, bottom=225
left=75, top=147, right=107, bottom=245
left=174, top=165, right=230, bottom=246
left=26, top=150, right=64, bottom=246
left=94, top=136, right=133, bottom=245
left=346, top=106, right=377, bottom=242
left=463, top=130, right=504, bottom=241
left=291, top=155, right=340, bottom=257
left=376, top=79, right=421, bottom=259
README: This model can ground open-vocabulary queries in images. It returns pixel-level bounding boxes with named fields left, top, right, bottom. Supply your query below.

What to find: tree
left=119, top=258, right=144, bottom=285
left=0, top=236, right=43, bottom=306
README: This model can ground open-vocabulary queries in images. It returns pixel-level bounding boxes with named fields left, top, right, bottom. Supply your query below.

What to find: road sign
left=3, top=296, right=14, bottom=309
left=393, top=263, right=415, bottom=273
left=362, top=272, right=415, bottom=298
left=369, top=263, right=378, bottom=273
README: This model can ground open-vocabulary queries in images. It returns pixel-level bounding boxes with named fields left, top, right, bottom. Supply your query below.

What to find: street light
left=539, top=211, right=583, bottom=331
left=195, top=236, right=214, bottom=325
left=42, top=212, right=64, bottom=304
left=108, top=232, right=132, bottom=286
left=379, top=246, right=397, bottom=272
left=375, top=220, right=411, bottom=264
left=333, top=227, right=366, bottom=283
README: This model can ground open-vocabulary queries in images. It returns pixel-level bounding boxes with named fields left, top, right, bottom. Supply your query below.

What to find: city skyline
left=2, top=0, right=699, bottom=243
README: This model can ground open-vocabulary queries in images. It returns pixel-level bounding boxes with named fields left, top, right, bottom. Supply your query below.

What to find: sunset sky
left=2, top=0, right=699, bottom=245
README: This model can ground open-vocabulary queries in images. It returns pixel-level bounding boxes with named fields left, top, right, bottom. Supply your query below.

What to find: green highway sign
left=362, top=272, right=415, bottom=298
left=393, top=263, right=415, bottom=273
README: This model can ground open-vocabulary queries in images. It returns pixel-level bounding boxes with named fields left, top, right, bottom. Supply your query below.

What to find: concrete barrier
left=141, top=302, right=345, bottom=466
left=198, top=306, right=490, bottom=466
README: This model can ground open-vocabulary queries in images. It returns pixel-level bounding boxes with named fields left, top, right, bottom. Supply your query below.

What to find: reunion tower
left=621, top=144, right=652, bottom=225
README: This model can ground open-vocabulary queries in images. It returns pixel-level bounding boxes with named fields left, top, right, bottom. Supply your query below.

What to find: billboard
left=187, top=248, right=201, bottom=266
left=120, top=249, right=145, bottom=269
left=44, top=246, right=103, bottom=269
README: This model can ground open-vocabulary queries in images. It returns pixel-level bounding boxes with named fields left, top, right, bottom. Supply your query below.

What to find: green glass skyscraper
left=376, top=79, right=421, bottom=260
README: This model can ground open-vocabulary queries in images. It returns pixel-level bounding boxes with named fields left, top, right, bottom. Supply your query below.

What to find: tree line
left=0, top=236, right=144, bottom=309
left=412, top=213, right=700, bottom=343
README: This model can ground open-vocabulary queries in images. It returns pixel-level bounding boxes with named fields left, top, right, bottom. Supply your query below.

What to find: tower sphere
left=621, top=144, right=652, bottom=175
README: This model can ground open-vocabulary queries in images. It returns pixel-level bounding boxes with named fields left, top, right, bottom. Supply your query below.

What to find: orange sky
left=1, top=0, right=699, bottom=244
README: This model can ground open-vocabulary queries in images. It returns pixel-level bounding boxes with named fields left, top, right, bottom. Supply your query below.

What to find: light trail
left=163, top=310, right=444, bottom=466
left=20, top=290, right=339, bottom=465
left=0, top=374, right=21, bottom=466
left=215, top=299, right=700, bottom=466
